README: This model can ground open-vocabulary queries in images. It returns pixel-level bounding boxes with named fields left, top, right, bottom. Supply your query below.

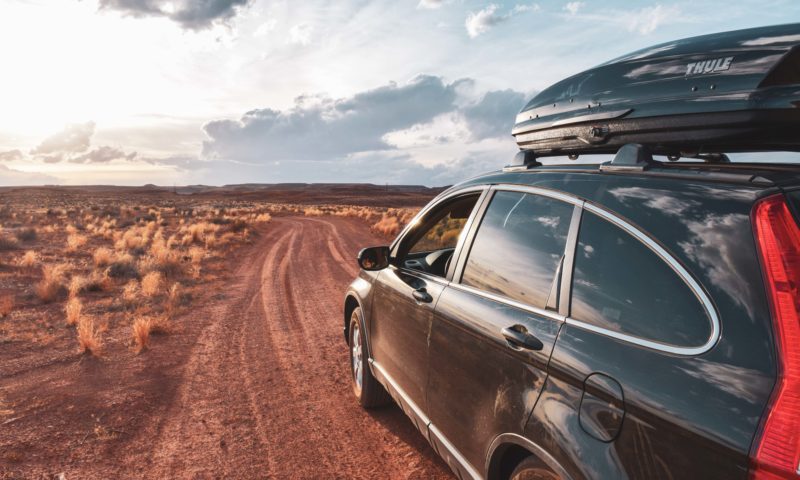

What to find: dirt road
left=132, top=216, right=451, bottom=479
left=0, top=216, right=450, bottom=479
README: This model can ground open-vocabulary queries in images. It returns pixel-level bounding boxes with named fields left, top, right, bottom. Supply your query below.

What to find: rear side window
left=461, top=191, right=573, bottom=309
left=571, top=211, right=711, bottom=347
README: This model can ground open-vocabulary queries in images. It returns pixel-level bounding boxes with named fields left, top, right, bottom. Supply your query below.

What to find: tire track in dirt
left=133, top=216, right=449, bottom=479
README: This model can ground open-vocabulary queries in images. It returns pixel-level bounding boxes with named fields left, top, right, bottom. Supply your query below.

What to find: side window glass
left=461, top=191, right=573, bottom=309
left=402, top=195, right=479, bottom=277
left=571, top=211, right=711, bottom=346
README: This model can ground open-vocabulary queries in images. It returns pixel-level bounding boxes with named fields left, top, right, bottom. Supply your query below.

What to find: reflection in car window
left=571, top=211, right=711, bottom=346
left=461, top=191, right=573, bottom=309
left=410, top=213, right=468, bottom=253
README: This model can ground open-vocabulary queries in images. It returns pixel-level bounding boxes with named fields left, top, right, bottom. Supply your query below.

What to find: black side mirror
left=358, top=246, right=390, bottom=271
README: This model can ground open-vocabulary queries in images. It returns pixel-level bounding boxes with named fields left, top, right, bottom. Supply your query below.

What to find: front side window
left=401, top=194, right=479, bottom=277
left=570, top=211, right=711, bottom=346
left=461, top=191, right=573, bottom=309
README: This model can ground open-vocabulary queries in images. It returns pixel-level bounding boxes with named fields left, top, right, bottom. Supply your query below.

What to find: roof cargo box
left=513, top=23, right=800, bottom=156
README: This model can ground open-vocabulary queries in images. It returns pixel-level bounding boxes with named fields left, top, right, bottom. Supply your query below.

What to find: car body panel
left=344, top=161, right=800, bottom=479
left=427, top=284, right=563, bottom=474
left=369, top=266, right=447, bottom=413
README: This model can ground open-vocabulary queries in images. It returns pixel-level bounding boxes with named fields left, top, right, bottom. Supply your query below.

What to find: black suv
left=344, top=24, right=800, bottom=480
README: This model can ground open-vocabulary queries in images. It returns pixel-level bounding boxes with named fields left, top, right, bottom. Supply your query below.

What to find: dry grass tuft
left=132, top=315, right=170, bottom=353
left=65, top=297, right=82, bottom=326
left=68, top=276, right=87, bottom=298
left=36, top=264, right=68, bottom=302
left=141, top=271, right=163, bottom=297
left=66, top=233, right=88, bottom=253
left=15, top=227, right=37, bottom=242
left=18, top=250, right=38, bottom=269
left=303, top=206, right=323, bottom=217
left=122, top=280, right=139, bottom=306
left=93, top=247, right=114, bottom=268
left=76, top=315, right=103, bottom=356
left=0, top=295, right=13, bottom=318
left=132, top=316, right=152, bottom=352
left=371, top=214, right=401, bottom=237
left=0, top=233, right=19, bottom=251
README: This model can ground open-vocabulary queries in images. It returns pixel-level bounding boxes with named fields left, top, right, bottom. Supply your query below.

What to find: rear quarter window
left=570, top=210, right=712, bottom=347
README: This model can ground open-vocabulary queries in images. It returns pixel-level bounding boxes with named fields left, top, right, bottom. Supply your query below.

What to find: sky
left=0, top=0, right=798, bottom=186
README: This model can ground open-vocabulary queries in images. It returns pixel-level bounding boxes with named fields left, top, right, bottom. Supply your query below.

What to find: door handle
left=412, top=288, right=433, bottom=303
left=501, top=325, right=544, bottom=351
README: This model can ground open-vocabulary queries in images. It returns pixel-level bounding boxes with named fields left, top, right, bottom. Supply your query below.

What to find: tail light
left=751, top=194, right=800, bottom=480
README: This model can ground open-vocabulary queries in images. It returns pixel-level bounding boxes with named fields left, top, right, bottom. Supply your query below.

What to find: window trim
left=452, top=185, right=579, bottom=322
left=564, top=201, right=721, bottom=356
left=448, top=183, right=720, bottom=357
left=390, top=186, right=490, bottom=282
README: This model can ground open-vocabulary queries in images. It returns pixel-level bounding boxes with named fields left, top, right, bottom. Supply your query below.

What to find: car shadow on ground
left=367, top=403, right=452, bottom=474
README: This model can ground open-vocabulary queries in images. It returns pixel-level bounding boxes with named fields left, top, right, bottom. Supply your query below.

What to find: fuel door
left=579, top=373, right=625, bottom=442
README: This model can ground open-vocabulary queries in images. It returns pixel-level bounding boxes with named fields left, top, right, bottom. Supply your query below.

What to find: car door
left=426, top=187, right=580, bottom=477
left=368, top=191, right=484, bottom=423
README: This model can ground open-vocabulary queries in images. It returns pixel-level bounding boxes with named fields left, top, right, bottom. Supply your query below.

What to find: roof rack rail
left=600, top=144, right=656, bottom=172
left=503, top=150, right=541, bottom=172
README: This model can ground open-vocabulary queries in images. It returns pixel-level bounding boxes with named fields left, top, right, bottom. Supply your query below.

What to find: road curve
left=134, top=216, right=451, bottom=479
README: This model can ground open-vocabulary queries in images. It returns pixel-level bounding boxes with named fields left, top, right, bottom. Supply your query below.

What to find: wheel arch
left=485, top=433, right=573, bottom=480
left=343, top=293, right=361, bottom=342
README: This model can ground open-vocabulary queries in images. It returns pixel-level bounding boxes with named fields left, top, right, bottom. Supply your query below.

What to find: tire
left=348, top=307, right=391, bottom=408
left=509, top=456, right=560, bottom=480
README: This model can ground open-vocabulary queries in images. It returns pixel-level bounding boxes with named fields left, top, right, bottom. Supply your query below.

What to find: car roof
left=447, top=161, right=800, bottom=200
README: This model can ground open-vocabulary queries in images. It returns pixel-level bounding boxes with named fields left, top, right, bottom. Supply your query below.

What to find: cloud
left=202, top=75, right=471, bottom=162
left=417, top=0, right=445, bottom=9
left=28, top=122, right=141, bottom=165
left=625, top=4, right=680, bottom=35
left=0, top=149, right=23, bottom=162
left=97, top=0, right=251, bottom=30
left=564, top=2, right=585, bottom=15
left=461, top=89, right=526, bottom=140
left=465, top=3, right=537, bottom=38
left=199, top=74, right=527, bottom=185
left=288, top=23, right=313, bottom=45
left=69, top=146, right=138, bottom=164
left=254, top=19, right=276, bottom=37
left=0, top=165, right=58, bottom=186
left=31, top=122, right=95, bottom=155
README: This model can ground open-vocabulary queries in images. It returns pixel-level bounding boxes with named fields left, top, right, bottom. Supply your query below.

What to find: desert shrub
left=371, top=214, right=401, bottom=237
left=66, top=234, right=88, bottom=253
left=36, top=264, right=68, bottom=302
left=303, top=206, right=323, bottom=216
left=65, top=297, right=82, bottom=326
left=68, top=275, right=86, bottom=298
left=107, top=254, right=138, bottom=279
left=89, top=270, right=109, bottom=292
left=254, top=213, right=271, bottom=223
left=93, top=247, right=114, bottom=268
left=132, top=316, right=152, bottom=352
left=122, top=280, right=139, bottom=306
left=0, top=295, right=13, bottom=318
left=18, top=250, right=38, bottom=268
left=132, top=314, right=170, bottom=353
left=230, top=218, right=248, bottom=232
left=0, top=233, right=19, bottom=251
left=15, top=227, right=37, bottom=242
left=141, top=271, right=163, bottom=297
left=76, top=316, right=103, bottom=356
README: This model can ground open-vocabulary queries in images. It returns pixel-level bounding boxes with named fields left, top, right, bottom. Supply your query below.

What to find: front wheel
left=348, top=307, right=390, bottom=408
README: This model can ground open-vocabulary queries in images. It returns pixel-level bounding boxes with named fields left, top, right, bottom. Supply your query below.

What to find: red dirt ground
left=0, top=216, right=451, bottom=479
